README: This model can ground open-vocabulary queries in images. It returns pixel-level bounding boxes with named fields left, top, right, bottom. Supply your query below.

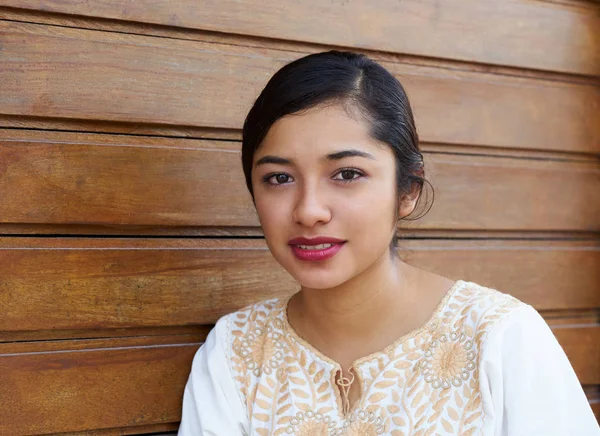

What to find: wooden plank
left=0, top=134, right=251, bottom=227
left=553, top=325, right=600, bottom=385
left=585, top=385, right=600, bottom=421
left=419, top=152, right=599, bottom=231
left=0, top=22, right=598, bottom=153
left=0, top=335, right=200, bottom=435
left=0, top=239, right=295, bottom=337
left=0, top=238, right=597, bottom=340
left=401, top=240, right=600, bottom=311
left=134, top=433, right=177, bottom=436
left=1, top=131, right=598, bottom=231
left=42, top=423, right=178, bottom=436
left=0, top=327, right=597, bottom=434
left=0, top=326, right=211, bottom=344
left=2, top=0, right=599, bottom=76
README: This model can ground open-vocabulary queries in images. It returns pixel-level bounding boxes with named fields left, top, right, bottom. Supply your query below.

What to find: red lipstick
left=288, top=236, right=346, bottom=262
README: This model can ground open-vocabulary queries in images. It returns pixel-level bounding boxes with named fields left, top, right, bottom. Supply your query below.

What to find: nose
left=292, top=182, right=332, bottom=228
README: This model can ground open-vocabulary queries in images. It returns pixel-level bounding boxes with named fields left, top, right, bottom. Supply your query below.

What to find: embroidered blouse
left=178, top=280, right=600, bottom=435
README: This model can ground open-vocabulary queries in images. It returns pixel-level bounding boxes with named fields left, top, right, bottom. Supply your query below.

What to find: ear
left=398, top=184, right=421, bottom=219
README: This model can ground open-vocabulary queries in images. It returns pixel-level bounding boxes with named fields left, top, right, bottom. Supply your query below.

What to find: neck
left=292, top=250, right=414, bottom=346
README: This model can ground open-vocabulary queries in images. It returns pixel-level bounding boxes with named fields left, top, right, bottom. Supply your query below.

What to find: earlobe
left=398, top=193, right=419, bottom=219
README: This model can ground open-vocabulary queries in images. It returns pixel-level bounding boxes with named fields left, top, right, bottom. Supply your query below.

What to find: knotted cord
left=336, top=367, right=355, bottom=416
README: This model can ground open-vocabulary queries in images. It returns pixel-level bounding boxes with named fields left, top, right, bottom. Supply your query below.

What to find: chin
left=293, top=273, right=348, bottom=290
left=280, top=257, right=354, bottom=290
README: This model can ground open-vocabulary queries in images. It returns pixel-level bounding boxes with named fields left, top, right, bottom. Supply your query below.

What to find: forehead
left=256, top=104, right=389, bottom=161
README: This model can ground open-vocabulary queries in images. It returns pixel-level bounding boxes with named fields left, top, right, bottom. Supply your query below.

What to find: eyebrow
left=254, top=149, right=375, bottom=167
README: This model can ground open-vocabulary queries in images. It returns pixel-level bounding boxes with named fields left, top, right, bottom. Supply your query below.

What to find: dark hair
left=241, top=50, right=433, bottom=252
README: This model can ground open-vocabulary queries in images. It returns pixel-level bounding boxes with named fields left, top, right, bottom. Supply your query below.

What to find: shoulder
left=204, top=298, right=288, bottom=357
left=452, top=283, right=599, bottom=434
left=438, top=280, right=528, bottom=345
left=216, top=297, right=288, bottom=373
left=450, top=279, right=524, bottom=311
left=220, top=297, right=287, bottom=336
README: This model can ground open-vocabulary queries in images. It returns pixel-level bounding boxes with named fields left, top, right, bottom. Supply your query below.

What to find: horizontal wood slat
left=0, top=238, right=294, bottom=337
left=553, top=325, right=600, bottom=385
left=401, top=241, right=600, bottom=311
left=0, top=335, right=200, bottom=435
left=57, top=425, right=179, bottom=436
left=0, top=326, right=596, bottom=434
left=422, top=153, right=599, bottom=231
left=1, top=22, right=598, bottom=153
left=0, top=238, right=598, bottom=341
left=2, top=0, right=599, bottom=76
left=1, top=130, right=598, bottom=231
left=56, top=425, right=179, bottom=436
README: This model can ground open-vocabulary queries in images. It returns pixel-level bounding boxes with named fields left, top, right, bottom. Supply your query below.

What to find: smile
left=297, top=243, right=334, bottom=250
left=290, top=242, right=345, bottom=261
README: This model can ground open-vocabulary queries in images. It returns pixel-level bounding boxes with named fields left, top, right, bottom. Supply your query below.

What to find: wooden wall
left=0, top=1, right=599, bottom=433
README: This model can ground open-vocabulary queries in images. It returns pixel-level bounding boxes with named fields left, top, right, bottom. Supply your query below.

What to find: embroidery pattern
left=286, top=411, right=335, bottom=435
left=420, top=330, right=476, bottom=388
left=232, top=316, right=285, bottom=377
left=228, top=281, right=522, bottom=435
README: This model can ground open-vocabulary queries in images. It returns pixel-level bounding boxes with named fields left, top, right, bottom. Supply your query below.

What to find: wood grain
left=1, top=130, right=598, bottom=231
left=0, top=237, right=597, bottom=341
left=55, top=425, right=179, bottom=436
left=553, top=325, right=600, bottom=385
left=0, top=238, right=295, bottom=337
left=419, top=152, right=600, bottom=231
left=2, top=0, right=599, bottom=76
left=0, top=335, right=200, bottom=435
left=1, top=22, right=598, bottom=153
left=401, top=240, right=600, bottom=311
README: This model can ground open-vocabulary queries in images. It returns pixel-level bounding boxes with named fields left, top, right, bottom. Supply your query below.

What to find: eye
left=263, top=173, right=294, bottom=186
left=332, top=168, right=364, bottom=183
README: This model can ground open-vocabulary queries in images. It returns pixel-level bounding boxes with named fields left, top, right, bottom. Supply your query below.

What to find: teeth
left=297, top=243, right=334, bottom=250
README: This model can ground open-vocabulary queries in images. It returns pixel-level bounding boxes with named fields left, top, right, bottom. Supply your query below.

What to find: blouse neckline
left=281, top=279, right=464, bottom=370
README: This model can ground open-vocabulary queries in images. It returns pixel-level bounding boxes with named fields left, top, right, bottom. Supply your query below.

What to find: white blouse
left=178, top=280, right=599, bottom=435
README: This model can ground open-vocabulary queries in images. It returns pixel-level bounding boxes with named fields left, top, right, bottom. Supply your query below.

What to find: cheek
left=254, top=193, right=289, bottom=238
left=335, top=182, right=396, bottom=225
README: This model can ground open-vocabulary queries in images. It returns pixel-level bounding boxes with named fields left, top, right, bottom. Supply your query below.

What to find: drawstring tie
left=336, top=367, right=355, bottom=416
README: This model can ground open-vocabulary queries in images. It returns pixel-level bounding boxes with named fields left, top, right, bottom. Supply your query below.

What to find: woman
left=178, top=51, right=599, bottom=435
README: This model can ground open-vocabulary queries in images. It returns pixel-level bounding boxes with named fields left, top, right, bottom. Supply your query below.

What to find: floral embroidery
left=420, top=330, right=476, bottom=388
left=346, top=410, right=386, bottom=435
left=232, top=318, right=285, bottom=377
left=227, top=281, right=524, bottom=435
left=286, top=411, right=335, bottom=435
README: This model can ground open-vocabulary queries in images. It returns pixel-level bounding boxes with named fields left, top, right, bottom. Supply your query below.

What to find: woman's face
left=251, top=104, right=414, bottom=290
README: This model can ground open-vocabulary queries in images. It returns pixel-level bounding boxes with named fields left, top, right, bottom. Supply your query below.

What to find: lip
left=288, top=236, right=346, bottom=262
left=288, top=236, right=346, bottom=245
